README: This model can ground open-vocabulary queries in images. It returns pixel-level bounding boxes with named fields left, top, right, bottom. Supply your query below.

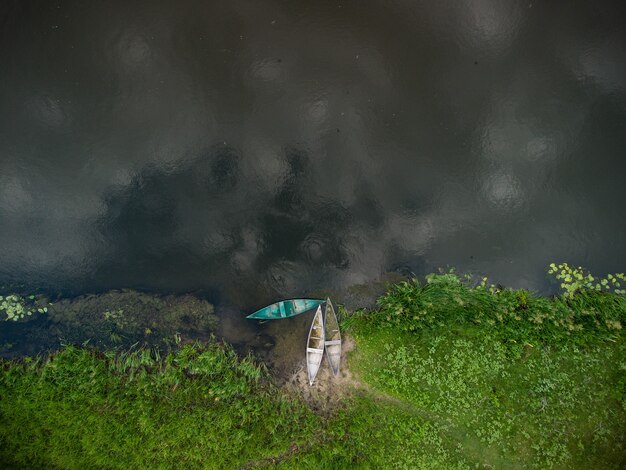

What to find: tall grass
left=0, top=342, right=317, bottom=469
left=365, top=272, right=625, bottom=345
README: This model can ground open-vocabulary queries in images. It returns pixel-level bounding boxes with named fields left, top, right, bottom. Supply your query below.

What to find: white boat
left=306, top=305, right=325, bottom=386
left=324, top=297, right=341, bottom=377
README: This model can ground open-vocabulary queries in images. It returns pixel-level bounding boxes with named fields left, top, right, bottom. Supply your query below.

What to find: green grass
left=277, top=396, right=470, bottom=469
left=343, top=273, right=626, bottom=469
left=0, top=342, right=318, bottom=469
left=347, top=327, right=624, bottom=469
left=1, top=270, right=624, bottom=469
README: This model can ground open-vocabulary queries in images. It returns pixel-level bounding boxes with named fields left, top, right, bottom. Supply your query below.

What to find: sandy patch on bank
left=243, top=308, right=363, bottom=414
left=281, top=335, right=360, bottom=414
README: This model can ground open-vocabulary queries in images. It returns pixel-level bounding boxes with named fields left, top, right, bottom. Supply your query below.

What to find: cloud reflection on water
left=0, top=0, right=624, bottom=305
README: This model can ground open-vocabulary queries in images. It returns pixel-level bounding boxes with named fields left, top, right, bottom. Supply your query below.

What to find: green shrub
left=369, top=267, right=625, bottom=345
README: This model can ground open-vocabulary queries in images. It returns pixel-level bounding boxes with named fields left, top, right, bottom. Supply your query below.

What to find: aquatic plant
left=548, top=262, right=626, bottom=297
left=46, top=290, right=218, bottom=349
left=0, top=294, right=47, bottom=321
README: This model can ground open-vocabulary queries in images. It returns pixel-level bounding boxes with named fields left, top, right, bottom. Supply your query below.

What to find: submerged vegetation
left=1, top=266, right=624, bottom=468
left=0, top=290, right=218, bottom=356
left=48, top=289, right=219, bottom=347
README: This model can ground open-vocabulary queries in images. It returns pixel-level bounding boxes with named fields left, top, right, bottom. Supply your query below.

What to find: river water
left=1, top=0, right=625, bottom=316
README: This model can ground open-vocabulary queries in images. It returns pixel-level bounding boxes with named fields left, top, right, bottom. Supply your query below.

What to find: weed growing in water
left=0, top=294, right=47, bottom=321
left=548, top=262, right=626, bottom=297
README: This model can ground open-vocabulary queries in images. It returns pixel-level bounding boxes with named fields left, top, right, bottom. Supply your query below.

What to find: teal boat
left=246, top=299, right=324, bottom=320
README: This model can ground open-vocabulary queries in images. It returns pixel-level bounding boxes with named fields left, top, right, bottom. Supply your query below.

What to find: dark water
left=1, top=0, right=626, bottom=314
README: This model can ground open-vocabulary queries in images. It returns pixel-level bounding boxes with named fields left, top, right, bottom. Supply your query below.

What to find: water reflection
left=0, top=0, right=624, bottom=310
left=482, top=170, right=524, bottom=212
left=26, top=95, right=68, bottom=129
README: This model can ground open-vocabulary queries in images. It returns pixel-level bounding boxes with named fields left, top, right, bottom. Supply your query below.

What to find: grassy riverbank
left=1, top=269, right=624, bottom=468
left=0, top=342, right=318, bottom=468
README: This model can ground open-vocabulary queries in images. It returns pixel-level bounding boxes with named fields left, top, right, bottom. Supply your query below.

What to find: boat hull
left=307, top=306, right=325, bottom=385
left=246, top=298, right=324, bottom=320
left=324, top=297, right=342, bottom=377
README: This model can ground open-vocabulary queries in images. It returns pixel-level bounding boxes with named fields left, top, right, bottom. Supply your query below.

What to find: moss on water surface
left=1, top=269, right=624, bottom=468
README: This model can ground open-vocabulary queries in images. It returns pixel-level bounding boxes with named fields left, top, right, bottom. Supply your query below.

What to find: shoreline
left=1, top=268, right=624, bottom=468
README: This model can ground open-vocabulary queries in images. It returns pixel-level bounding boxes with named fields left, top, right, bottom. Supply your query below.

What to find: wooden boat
left=306, top=306, right=325, bottom=386
left=323, top=297, right=341, bottom=377
left=246, top=298, right=324, bottom=320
